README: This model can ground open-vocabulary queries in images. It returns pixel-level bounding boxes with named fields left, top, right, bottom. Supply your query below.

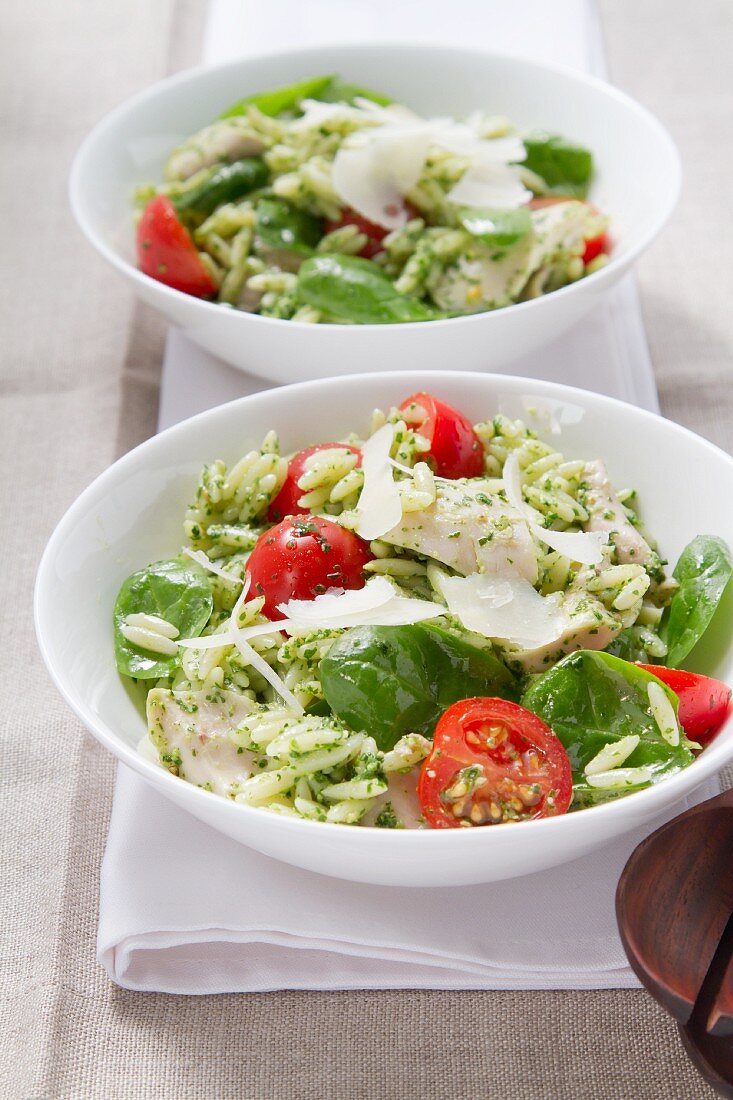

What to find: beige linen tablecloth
left=2, top=2, right=731, bottom=1096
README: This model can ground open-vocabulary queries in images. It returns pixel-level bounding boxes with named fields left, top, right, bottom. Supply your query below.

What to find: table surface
left=3, top=1, right=731, bottom=1096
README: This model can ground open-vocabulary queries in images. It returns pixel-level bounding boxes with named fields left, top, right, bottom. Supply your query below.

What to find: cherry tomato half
left=324, top=202, right=419, bottom=259
left=527, top=196, right=610, bottom=266
left=267, top=443, right=362, bottom=523
left=246, top=515, right=373, bottom=620
left=399, top=392, right=484, bottom=479
left=136, top=195, right=217, bottom=298
left=418, top=698, right=573, bottom=829
left=639, top=665, right=732, bottom=747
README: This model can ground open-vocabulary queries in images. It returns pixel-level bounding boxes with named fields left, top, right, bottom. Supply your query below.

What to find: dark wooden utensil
left=616, top=788, right=733, bottom=1097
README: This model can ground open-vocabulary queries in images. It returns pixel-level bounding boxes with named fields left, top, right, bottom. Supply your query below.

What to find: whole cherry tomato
left=399, top=392, right=484, bottom=479
left=267, top=443, right=362, bottom=522
left=246, top=515, right=373, bottom=620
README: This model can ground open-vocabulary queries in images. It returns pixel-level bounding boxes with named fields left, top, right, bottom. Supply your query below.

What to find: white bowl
left=70, top=44, right=680, bottom=385
left=35, top=372, right=733, bottom=887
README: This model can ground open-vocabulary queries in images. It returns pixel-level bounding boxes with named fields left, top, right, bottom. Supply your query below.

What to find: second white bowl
left=70, top=43, right=680, bottom=384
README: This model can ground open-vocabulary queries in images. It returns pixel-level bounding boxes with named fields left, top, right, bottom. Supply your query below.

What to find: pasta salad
left=133, top=74, right=610, bottom=323
left=114, top=392, right=732, bottom=829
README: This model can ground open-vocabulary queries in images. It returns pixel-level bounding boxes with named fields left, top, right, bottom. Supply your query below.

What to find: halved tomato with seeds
left=418, top=697, right=572, bottom=828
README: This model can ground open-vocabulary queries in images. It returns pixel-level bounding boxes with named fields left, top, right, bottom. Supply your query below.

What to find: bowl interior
left=37, top=372, right=733, bottom=787
left=72, top=43, right=679, bottom=274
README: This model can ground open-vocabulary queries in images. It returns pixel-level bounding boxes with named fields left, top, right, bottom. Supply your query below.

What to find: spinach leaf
left=604, top=628, right=653, bottom=664
left=113, top=558, right=213, bottom=680
left=455, top=205, right=531, bottom=248
left=220, top=74, right=392, bottom=120
left=297, top=254, right=441, bottom=324
left=320, top=622, right=516, bottom=751
left=522, top=650, right=693, bottom=807
left=173, top=158, right=268, bottom=223
left=317, top=77, right=392, bottom=107
left=521, top=132, right=593, bottom=198
left=254, top=197, right=324, bottom=262
left=660, top=536, right=733, bottom=667
left=220, top=74, right=335, bottom=118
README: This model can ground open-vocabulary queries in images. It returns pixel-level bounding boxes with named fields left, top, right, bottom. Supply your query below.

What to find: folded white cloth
left=99, top=767, right=716, bottom=993
left=97, top=0, right=702, bottom=994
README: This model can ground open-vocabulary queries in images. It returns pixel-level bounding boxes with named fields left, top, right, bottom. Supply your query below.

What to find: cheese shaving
left=332, top=124, right=433, bottom=230
left=355, top=424, right=403, bottom=540
left=502, top=452, right=606, bottom=566
left=329, top=108, right=528, bottom=229
left=446, top=160, right=530, bottom=209
left=229, top=581, right=304, bottom=714
left=278, top=576, right=443, bottom=630
left=438, top=572, right=566, bottom=647
left=183, top=546, right=244, bottom=585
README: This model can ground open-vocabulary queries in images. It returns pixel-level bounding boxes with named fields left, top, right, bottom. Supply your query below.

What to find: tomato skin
left=267, top=443, right=362, bottom=523
left=136, top=195, right=217, bottom=297
left=527, top=196, right=609, bottom=266
left=639, top=665, right=732, bottom=746
left=324, top=202, right=419, bottom=259
left=418, top=697, right=572, bottom=829
left=399, top=392, right=484, bottom=479
left=246, top=515, right=373, bottom=620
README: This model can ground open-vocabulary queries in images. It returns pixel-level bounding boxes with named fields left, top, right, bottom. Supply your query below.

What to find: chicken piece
left=147, top=688, right=259, bottom=797
left=526, top=201, right=587, bottom=271
left=497, top=589, right=621, bottom=674
left=430, top=201, right=588, bottom=313
left=383, top=478, right=539, bottom=583
left=165, top=120, right=265, bottom=181
left=431, top=235, right=534, bottom=312
left=361, top=768, right=426, bottom=829
left=583, top=460, right=653, bottom=566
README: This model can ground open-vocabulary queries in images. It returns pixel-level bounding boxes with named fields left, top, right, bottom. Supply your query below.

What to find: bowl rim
left=34, top=369, right=733, bottom=847
left=69, top=40, right=681, bottom=335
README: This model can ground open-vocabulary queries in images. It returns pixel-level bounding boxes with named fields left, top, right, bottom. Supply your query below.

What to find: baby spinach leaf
left=317, top=77, right=393, bottom=106
left=455, top=205, right=531, bottom=248
left=604, top=628, right=653, bottom=664
left=521, top=132, right=593, bottom=198
left=113, top=558, right=213, bottom=680
left=522, top=650, right=693, bottom=808
left=320, top=622, right=516, bottom=751
left=255, top=197, right=324, bottom=262
left=297, top=254, right=441, bottom=324
left=220, top=74, right=335, bottom=118
left=173, top=158, right=268, bottom=223
left=220, top=74, right=392, bottom=120
left=660, top=536, right=733, bottom=668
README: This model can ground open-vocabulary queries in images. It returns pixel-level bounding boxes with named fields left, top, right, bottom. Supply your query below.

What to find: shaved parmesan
left=502, top=452, right=606, bottom=566
left=355, top=424, right=403, bottom=540
left=447, top=160, right=530, bottom=209
left=278, top=576, right=443, bottom=631
left=278, top=575, right=395, bottom=624
left=182, top=546, right=244, bottom=585
left=229, top=582, right=304, bottom=714
left=176, top=621, right=281, bottom=650
left=438, top=572, right=566, bottom=647
left=332, top=125, right=433, bottom=230
left=329, top=107, right=528, bottom=229
left=533, top=526, right=606, bottom=565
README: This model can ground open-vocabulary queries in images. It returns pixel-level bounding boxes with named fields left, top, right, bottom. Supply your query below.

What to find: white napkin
left=97, top=0, right=701, bottom=994
left=100, top=768, right=715, bottom=993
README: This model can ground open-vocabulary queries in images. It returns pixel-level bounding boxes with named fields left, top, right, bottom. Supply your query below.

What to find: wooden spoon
left=616, top=788, right=733, bottom=1097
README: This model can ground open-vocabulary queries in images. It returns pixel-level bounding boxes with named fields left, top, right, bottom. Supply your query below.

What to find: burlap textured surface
left=1, top=1, right=730, bottom=1096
